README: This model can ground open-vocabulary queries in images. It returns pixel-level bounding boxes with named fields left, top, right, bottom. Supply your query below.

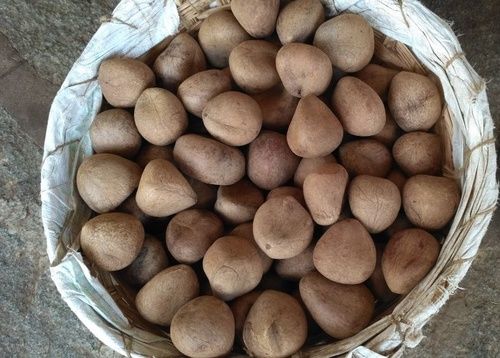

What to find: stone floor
left=0, top=1, right=498, bottom=357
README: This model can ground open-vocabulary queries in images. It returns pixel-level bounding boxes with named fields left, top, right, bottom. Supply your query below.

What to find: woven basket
left=40, top=0, right=498, bottom=357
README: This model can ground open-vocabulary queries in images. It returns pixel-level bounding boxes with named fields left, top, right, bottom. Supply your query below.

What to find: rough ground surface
left=0, top=0, right=498, bottom=357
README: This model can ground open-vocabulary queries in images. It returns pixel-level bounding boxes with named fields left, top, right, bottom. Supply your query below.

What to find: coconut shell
left=166, top=209, right=223, bottom=264
left=382, top=228, right=440, bottom=294
left=403, top=175, right=460, bottom=230
left=243, top=290, right=307, bottom=357
left=253, top=196, right=314, bottom=259
left=388, top=71, right=442, bottom=131
left=135, top=159, right=196, bottom=217
left=303, top=162, right=349, bottom=226
left=76, top=153, right=142, bottom=213
left=247, top=130, right=300, bottom=190
left=299, top=271, right=375, bottom=339
left=80, top=212, right=144, bottom=271
left=135, top=264, right=199, bottom=325
left=203, top=236, right=263, bottom=301
left=287, top=95, right=344, bottom=158
left=171, top=296, right=235, bottom=357
left=313, top=218, right=376, bottom=284
left=331, top=76, right=386, bottom=136
left=174, top=134, right=246, bottom=186
left=348, top=175, right=401, bottom=234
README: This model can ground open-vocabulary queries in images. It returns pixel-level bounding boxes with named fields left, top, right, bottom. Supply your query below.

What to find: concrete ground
left=0, top=0, right=498, bottom=357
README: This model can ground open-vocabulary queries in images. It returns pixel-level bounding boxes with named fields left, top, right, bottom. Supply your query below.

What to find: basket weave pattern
left=40, top=0, right=498, bottom=357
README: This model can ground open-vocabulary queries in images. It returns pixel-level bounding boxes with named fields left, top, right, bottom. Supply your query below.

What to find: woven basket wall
left=40, top=0, right=498, bottom=357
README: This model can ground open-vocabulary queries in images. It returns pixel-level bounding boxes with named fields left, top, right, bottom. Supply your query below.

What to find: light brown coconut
left=97, top=58, right=155, bottom=107
left=134, top=88, right=188, bottom=146
left=153, top=33, right=206, bottom=91
left=76, top=153, right=142, bottom=213
left=287, top=95, right=344, bottom=158
left=90, top=109, right=141, bottom=158
left=80, top=212, right=144, bottom=271
left=392, top=131, right=443, bottom=176
left=313, top=218, right=376, bottom=284
left=203, top=236, right=263, bottom=300
left=229, top=40, right=280, bottom=93
left=382, top=228, right=440, bottom=294
left=348, top=175, right=401, bottom=233
left=173, top=134, right=245, bottom=185
left=299, top=271, right=375, bottom=339
left=332, top=76, right=386, bottom=136
left=267, top=186, right=306, bottom=207
left=198, top=10, right=251, bottom=68
left=231, top=0, right=280, bottom=38
left=253, top=196, right=314, bottom=259
left=303, top=162, right=349, bottom=226
left=202, top=91, right=262, bottom=146
left=366, top=244, right=399, bottom=302
left=135, top=159, right=196, bottom=217
left=243, top=290, right=307, bottom=357
left=354, top=64, right=399, bottom=100
left=135, top=264, right=199, bottom=325
left=230, top=291, right=261, bottom=339
left=313, top=14, right=374, bottom=72
left=187, top=177, right=218, bottom=210
left=276, top=0, right=325, bottom=44
left=276, top=43, right=333, bottom=98
left=171, top=296, right=235, bottom=357
left=247, top=130, right=300, bottom=190
left=276, top=244, right=315, bottom=281
left=387, top=168, right=407, bottom=194
left=403, top=175, right=460, bottom=230
left=122, top=235, right=168, bottom=286
left=166, top=209, right=224, bottom=264
left=252, top=85, right=299, bottom=130
left=116, top=192, right=150, bottom=224
left=371, top=112, right=401, bottom=147
left=388, top=71, right=442, bottom=131
left=135, top=144, right=173, bottom=168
